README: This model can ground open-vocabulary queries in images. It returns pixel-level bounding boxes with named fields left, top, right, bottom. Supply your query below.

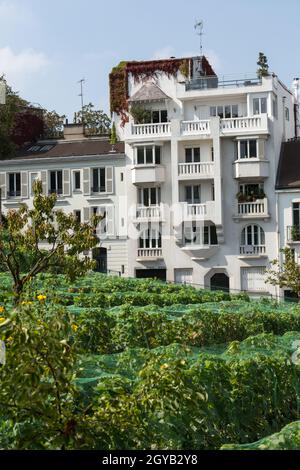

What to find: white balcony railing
left=131, top=123, right=171, bottom=137
left=220, top=115, right=268, bottom=134
left=187, top=203, right=207, bottom=217
left=136, top=205, right=161, bottom=220
left=137, top=248, right=163, bottom=259
left=181, top=120, right=210, bottom=136
left=240, top=245, right=266, bottom=256
left=179, top=201, right=215, bottom=221
left=178, top=162, right=214, bottom=178
left=237, top=198, right=268, bottom=217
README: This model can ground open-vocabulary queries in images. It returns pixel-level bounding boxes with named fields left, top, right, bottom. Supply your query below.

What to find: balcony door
left=138, top=187, right=161, bottom=207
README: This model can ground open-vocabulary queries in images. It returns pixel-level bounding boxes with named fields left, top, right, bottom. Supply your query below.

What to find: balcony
left=233, top=198, right=269, bottom=220
left=137, top=248, right=163, bottom=261
left=181, top=120, right=211, bottom=137
left=129, top=122, right=171, bottom=140
left=233, top=158, right=269, bottom=179
left=181, top=243, right=219, bottom=261
left=239, top=245, right=266, bottom=258
left=220, top=114, right=269, bottom=136
left=132, top=165, right=165, bottom=185
left=178, top=162, right=214, bottom=180
left=180, top=201, right=215, bottom=222
left=133, top=205, right=163, bottom=223
left=287, top=226, right=300, bottom=244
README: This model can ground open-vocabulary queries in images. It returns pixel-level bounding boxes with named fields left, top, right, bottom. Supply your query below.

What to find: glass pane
left=75, top=172, right=80, bottom=189
left=261, top=98, right=267, bottom=114
left=152, top=111, right=159, bottom=123
left=100, top=168, right=106, bottom=192
left=143, top=188, right=149, bottom=206
left=260, top=227, right=265, bottom=245
left=137, top=147, right=144, bottom=164
left=185, top=186, right=192, bottom=204
left=240, top=141, right=248, bottom=159
left=247, top=226, right=252, bottom=245
left=210, top=225, right=218, bottom=245
left=155, top=146, right=161, bottom=164
left=50, top=172, right=56, bottom=192
left=293, top=203, right=300, bottom=226
left=203, top=226, right=209, bottom=245
left=232, top=105, right=238, bottom=118
left=241, top=228, right=246, bottom=246
left=150, top=188, right=157, bottom=205
left=193, top=148, right=200, bottom=162
left=249, top=140, right=257, bottom=158
left=146, top=147, right=153, bottom=164
left=9, top=174, right=14, bottom=193
left=210, top=107, right=216, bottom=117
left=253, top=98, right=260, bottom=115
left=217, top=106, right=224, bottom=118
left=193, top=186, right=200, bottom=203
left=161, top=110, right=168, bottom=122
left=16, top=173, right=21, bottom=192
left=58, top=171, right=63, bottom=193
left=185, top=148, right=192, bottom=163
left=225, top=106, right=231, bottom=118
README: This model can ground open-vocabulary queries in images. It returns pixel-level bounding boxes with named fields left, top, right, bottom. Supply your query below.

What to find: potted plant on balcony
left=291, top=226, right=300, bottom=242
left=130, top=105, right=151, bottom=124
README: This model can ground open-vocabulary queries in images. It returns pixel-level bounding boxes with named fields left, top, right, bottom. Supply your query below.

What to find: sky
left=0, top=0, right=300, bottom=119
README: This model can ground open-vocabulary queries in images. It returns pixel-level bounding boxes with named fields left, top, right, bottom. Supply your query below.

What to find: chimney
left=63, top=123, right=85, bottom=141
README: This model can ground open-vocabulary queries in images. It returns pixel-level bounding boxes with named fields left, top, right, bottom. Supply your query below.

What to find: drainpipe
left=275, top=190, right=281, bottom=301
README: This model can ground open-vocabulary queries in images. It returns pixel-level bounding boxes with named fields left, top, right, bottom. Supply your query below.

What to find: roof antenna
left=194, top=20, right=204, bottom=56
left=78, top=78, right=85, bottom=112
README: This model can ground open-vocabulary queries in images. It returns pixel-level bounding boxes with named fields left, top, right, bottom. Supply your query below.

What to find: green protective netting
left=221, top=421, right=300, bottom=450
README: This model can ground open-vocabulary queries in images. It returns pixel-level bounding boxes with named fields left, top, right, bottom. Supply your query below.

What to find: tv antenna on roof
left=194, top=20, right=204, bottom=56
left=78, top=78, right=85, bottom=112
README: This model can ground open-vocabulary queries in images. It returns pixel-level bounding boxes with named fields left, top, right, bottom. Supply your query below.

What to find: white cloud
left=0, top=47, right=49, bottom=89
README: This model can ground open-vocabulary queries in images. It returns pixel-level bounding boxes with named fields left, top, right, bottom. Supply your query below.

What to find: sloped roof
left=276, top=140, right=300, bottom=189
left=10, top=139, right=125, bottom=161
left=129, top=82, right=170, bottom=102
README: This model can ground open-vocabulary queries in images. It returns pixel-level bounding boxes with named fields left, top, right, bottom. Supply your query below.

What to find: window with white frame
left=238, top=139, right=258, bottom=159
left=253, top=97, right=267, bottom=115
left=139, top=225, right=162, bottom=249
left=241, top=224, right=265, bottom=247
left=49, top=170, right=63, bottom=195
left=151, top=110, right=168, bottom=123
left=136, top=145, right=161, bottom=165
left=73, top=171, right=81, bottom=191
left=272, top=94, right=278, bottom=119
left=185, top=147, right=200, bottom=163
left=8, top=172, right=21, bottom=197
left=184, top=223, right=218, bottom=246
left=92, top=168, right=106, bottom=193
left=185, top=185, right=201, bottom=204
left=210, top=104, right=238, bottom=119
left=138, top=187, right=161, bottom=206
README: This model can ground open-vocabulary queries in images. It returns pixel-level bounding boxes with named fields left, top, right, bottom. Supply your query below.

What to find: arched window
left=240, top=224, right=265, bottom=255
left=139, top=227, right=162, bottom=249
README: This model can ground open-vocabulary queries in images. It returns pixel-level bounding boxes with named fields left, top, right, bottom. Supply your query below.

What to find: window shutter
left=63, top=169, right=71, bottom=196
left=258, top=140, right=265, bottom=159
left=83, top=168, right=91, bottom=196
left=106, top=167, right=113, bottom=194
left=105, top=205, right=115, bottom=236
left=83, top=207, right=91, bottom=224
left=0, top=173, right=7, bottom=200
left=41, top=170, right=48, bottom=195
left=21, top=171, right=29, bottom=199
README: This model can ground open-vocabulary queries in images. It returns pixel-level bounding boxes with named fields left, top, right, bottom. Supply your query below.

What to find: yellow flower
left=71, top=324, right=78, bottom=333
left=37, top=294, right=47, bottom=302
left=0, top=306, right=5, bottom=313
left=22, top=301, right=33, bottom=305
left=0, top=317, right=5, bottom=324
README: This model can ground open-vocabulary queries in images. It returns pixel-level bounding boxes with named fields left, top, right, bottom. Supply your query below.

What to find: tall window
left=241, top=224, right=265, bottom=247
left=253, top=97, right=267, bottom=115
left=238, top=140, right=257, bottom=159
left=50, top=170, right=63, bottom=195
left=74, top=171, right=81, bottom=191
left=184, top=223, right=218, bottom=246
left=293, top=203, right=300, bottom=226
left=139, top=226, right=162, bottom=249
left=151, top=110, right=168, bottom=123
left=185, top=147, right=200, bottom=163
left=210, top=105, right=238, bottom=119
left=92, top=168, right=106, bottom=193
left=185, top=185, right=201, bottom=204
left=8, top=173, right=21, bottom=197
left=138, top=187, right=161, bottom=206
left=136, top=146, right=161, bottom=165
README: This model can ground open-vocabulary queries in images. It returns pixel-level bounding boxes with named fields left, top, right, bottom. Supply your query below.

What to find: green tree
left=75, top=103, right=111, bottom=135
left=0, top=180, right=101, bottom=302
left=257, top=52, right=269, bottom=79
left=267, top=247, right=300, bottom=296
left=44, top=110, right=66, bottom=138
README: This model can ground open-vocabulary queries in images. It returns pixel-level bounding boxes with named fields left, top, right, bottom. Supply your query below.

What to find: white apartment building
left=112, top=56, right=296, bottom=294
left=0, top=125, right=128, bottom=276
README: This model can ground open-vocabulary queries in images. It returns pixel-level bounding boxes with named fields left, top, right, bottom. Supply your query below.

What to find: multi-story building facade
left=0, top=124, right=128, bottom=276
left=112, top=56, right=296, bottom=294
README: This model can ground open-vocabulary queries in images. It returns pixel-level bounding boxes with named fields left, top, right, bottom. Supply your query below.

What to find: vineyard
left=1, top=272, right=300, bottom=449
